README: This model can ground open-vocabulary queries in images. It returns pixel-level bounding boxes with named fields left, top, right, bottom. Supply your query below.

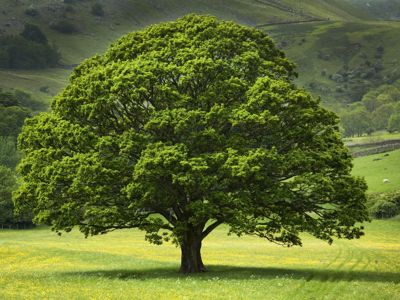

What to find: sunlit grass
left=1, top=219, right=399, bottom=300
left=352, top=149, right=400, bottom=193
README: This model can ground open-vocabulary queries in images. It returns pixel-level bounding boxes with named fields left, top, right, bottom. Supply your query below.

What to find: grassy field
left=352, top=148, right=400, bottom=193
left=0, top=219, right=399, bottom=300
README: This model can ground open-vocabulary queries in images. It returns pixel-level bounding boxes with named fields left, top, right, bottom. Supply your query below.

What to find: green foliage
left=0, top=137, right=20, bottom=169
left=372, top=103, right=395, bottom=130
left=0, top=89, right=39, bottom=168
left=15, top=15, right=369, bottom=273
left=49, top=20, right=78, bottom=34
left=0, top=110, right=33, bottom=225
left=20, top=24, right=48, bottom=45
left=341, top=106, right=373, bottom=137
left=24, top=7, right=39, bottom=17
left=0, top=166, right=17, bottom=226
left=388, top=113, right=400, bottom=132
left=0, top=106, right=31, bottom=137
left=340, top=81, right=400, bottom=136
left=367, top=191, right=400, bottom=219
left=0, top=165, right=33, bottom=227
left=0, top=35, right=60, bottom=69
left=91, top=2, right=104, bottom=16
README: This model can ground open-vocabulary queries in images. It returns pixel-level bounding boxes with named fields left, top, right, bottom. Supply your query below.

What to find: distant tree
left=14, top=15, right=369, bottom=273
left=0, top=106, right=31, bottom=137
left=91, top=2, right=104, bottom=16
left=341, top=107, right=373, bottom=137
left=20, top=24, right=48, bottom=44
left=25, top=6, right=39, bottom=17
left=0, top=165, right=33, bottom=228
left=0, top=35, right=60, bottom=69
left=0, top=166, right=17, bottom=228
left=0, top=137, right=20, bottom=169
left=372, top=103, right=395, bottom=131
left=388, top=113, right=400, bottom=132
left=49, top=20, right=78, bottom=34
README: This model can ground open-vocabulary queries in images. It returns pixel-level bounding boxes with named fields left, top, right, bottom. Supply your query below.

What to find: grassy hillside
left=0, top=0, right=376, bottom=102
left=264, top=20, right=400, bottom=109
left=352, top=148, right=400, bottom=193
left=0, top=219, right=399, bottom=299
left=347, top=0, right=400, bottom=20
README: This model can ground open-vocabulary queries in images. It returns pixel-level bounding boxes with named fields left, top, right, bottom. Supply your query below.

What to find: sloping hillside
left=0, top=0, right=391, bottom=104
left=347, top=0, right=400, bottom=20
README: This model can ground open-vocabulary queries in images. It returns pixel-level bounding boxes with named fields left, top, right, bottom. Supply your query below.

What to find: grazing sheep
left=383, top=179, right=390, bottom=183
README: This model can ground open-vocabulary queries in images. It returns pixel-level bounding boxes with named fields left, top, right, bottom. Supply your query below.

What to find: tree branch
left=202, top=220, right=223, bottom=239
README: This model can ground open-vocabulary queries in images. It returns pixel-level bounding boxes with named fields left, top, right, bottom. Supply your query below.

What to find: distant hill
left=347, top=0, right=400, bottom=20
left=0, top=0, right=398, bottom=111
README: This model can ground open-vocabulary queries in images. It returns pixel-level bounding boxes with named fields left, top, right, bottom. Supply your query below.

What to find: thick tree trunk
left=179, top=232, right=206, bottom=273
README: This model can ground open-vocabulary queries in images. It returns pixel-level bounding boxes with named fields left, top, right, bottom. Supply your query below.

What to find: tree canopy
left=14, top=15, right=369, bottom=273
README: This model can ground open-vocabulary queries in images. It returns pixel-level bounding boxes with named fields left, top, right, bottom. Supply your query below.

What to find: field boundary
left=349, top=139, right=400, bottom=157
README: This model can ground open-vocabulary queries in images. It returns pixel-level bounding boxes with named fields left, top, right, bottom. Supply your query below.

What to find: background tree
left=14, top=15, right=369, bottom=273
left=0, top=137, right=20, bottom=168
left=20, top=24, right=48, bottom=44
left=341, top=106, right=373, bottom=137
left=388, top=113, right=400, bottom=132
left=0, top=166, right=17, bottom=228
left=372, top=103, right=395, bottom=131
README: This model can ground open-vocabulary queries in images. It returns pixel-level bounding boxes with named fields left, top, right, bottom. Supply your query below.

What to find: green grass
left=0, top=220, right=399, bottom=300
left=0, top=68, right=70, bottom=104
left=352, top=149, right=400, bottom=193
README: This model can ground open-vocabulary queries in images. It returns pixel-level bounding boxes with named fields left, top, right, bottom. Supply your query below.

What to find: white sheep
left=383, top=179, right=390, bottom=184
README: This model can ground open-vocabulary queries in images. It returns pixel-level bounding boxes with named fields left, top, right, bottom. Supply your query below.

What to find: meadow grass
left=0, top=219, right=399, bottom=300
left=352, top=149, right=400, bottom=193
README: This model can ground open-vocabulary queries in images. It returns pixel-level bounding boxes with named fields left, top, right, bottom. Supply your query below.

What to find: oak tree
left=14, top=15, right=368, bottom=273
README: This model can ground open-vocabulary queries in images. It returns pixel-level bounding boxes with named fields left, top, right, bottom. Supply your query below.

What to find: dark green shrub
left=0, top=106, right=31, bottom=137
left=25, top=7, right=39, bottom=17
left=20, top=24, right=48, bottom=44
left=368, top=191, right=400, bottom=219
left=91, top=2, right=104, bottom=16
left=370, top=200, right=399, bottom=219
left=0, top=35, right=60, bottom=69
left=0, top=89, right=19, bottom=107
left=0, top=165, right=34, bottom=229
left=0, top=137, right=20, bottom=168
left=64, top=5, right=76, bottom=14
left=0, top=166, right=17, bottom=226
left=49, top=20, right=78, bottom=34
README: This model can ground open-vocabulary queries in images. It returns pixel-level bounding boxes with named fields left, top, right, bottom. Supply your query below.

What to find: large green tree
left=14, top=15, right=368, bottom=273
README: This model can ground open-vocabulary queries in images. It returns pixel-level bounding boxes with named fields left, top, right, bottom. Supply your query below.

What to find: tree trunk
left=179, top=232, right=205, bottom=273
